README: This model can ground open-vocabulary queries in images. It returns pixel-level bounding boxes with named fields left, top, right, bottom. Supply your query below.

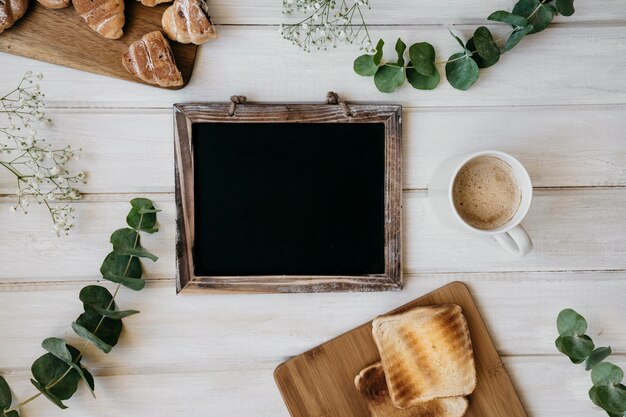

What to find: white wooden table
left=1, top=1, right=625, bottom=416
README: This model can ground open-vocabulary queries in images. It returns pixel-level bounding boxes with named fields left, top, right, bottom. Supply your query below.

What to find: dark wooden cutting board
left=274, top=282, right=528, bottom=417
left=0, top=0, right=197, bottom=89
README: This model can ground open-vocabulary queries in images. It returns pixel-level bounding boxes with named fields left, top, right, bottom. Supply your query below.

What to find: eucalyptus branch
left=555, top=309, right=626, bottom=417
left=280, top=0, right=374, bottom=52
left=353, top=0, right=576, bottom=93
left=0, top=72, right=85, bottom=235
left=0, top=199, right=160, bottom=416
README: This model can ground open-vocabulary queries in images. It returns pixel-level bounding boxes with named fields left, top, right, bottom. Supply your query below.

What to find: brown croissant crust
left=122, top=31, right=183, bottom=88
left=73, top=0, right=124, bottom=39
left=162, top=0, right=217, bottom=45
left=138, top=0, right=171, bottom=7
left=0, top=0, right=29, bottom=34
left=37, top=0, right=70, bottom=9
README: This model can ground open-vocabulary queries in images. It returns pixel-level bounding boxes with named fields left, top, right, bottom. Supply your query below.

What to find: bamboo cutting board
left=0, top=1, right=197, bottom=88
left=274, top=282, right=528, bottom=417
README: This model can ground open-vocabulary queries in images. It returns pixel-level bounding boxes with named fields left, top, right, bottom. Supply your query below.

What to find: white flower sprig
left=280, top=0, right=374, bottom=52
left=0, top=72, right=85, bottom=235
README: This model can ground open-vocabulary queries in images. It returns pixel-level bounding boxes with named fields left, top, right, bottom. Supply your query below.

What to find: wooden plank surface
left=1, top=25, right=625, bottom=107
left=275, top=282, right=526, bottom=417
left=0, top=1, right=197, bottom=88
left=1, top=0, right=625, bottom=416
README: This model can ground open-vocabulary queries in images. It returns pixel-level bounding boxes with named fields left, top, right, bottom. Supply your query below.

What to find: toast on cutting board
left=372, top=304, right=477, bottom=409
left=355, top=362, right=469, bottom=417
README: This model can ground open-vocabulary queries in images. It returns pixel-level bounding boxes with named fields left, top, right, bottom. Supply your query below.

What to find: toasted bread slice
left=372, top=304, right=476, bottom=409
left=355, top=362, right=469, bottom=417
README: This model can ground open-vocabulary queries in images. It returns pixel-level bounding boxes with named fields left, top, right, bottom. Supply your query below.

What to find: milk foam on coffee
left=452, top=156, right=521, bottom=230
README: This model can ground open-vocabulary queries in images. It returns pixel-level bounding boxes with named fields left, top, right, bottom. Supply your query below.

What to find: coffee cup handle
left=492, top=225, right=533, bottom=256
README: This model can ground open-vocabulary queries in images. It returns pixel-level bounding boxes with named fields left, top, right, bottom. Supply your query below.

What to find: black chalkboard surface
left=192, top=123, right=385, bottom=277
left=174, top=101, right=402, bottom=293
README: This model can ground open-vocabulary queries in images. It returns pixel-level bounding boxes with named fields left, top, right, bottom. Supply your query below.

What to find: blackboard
left=174, top=101, right=402, bottom=293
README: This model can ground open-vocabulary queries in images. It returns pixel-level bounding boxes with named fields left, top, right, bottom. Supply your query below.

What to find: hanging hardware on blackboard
left=228, top=95, right=247, bottom=117
left=326, top=91, right=352, bottom=117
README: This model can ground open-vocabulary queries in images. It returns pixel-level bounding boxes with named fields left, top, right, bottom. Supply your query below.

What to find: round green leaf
left=504, top=25, right=534, bottom=52
left=374, top=65, right=406, bottom=93
left=354, top=54, right=378, bottom=76
left=595, top=384, right=626, bottom=414
left=4, top=410, right=19, bottom=417
left=408, top=42, right=436, bottom=76
left=556, top=0, right=575, bottom=16
left=30, top=379, right=67, bottom=410
left=80, top=285, right=115, bottom=313
left=127, top=199, right=158, bottom=234
left=73, top=311, right=122, bottom=354
left=111, top=228, right=158, bottom=261
left=471, top=27, right=500, bottom=68
left=41, top=339, right=95, bottom=398
left=406, top=64, right=440, bottom=90
left=100, top=252, right=145, bottom=291
left=373, top=39, right=385, bottom=66
left=586, top=347, right=612, bottom=371
left=560, top=334, right=595, bottom=360
left=31, top=353, right=79, bottom=401
left=513, top=0, right=554, bottom=34
left=557, top=308, right=587, bottom=336
left=593, top=363, right=624, bottom=387
left=445, top=53, right=479, bottom=91
left=488, top=10, right=529, bottom=28
left=0, top=376, right=12, bottom=410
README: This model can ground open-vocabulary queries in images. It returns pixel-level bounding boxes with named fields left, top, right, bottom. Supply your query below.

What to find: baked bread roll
left=162, top=0, right=217, bottom=45
left=372, top=304, right=477, bottom=409
left=355, top=363, right=469, bottom=417
left=37, top=0, right=70, bottom=9
left=122, top=31, right=183, bottom=88
left=138, top=0, right=171, bottom=6
left=73, top=0, right=124, bottom=39
left=0, top=0, right=29, bottom=34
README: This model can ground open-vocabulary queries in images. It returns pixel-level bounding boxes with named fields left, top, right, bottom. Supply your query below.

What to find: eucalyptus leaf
left=586, top=347, right=612, bottom=371
left=110, top=229, right=158, bottom=262
left=30, top=379, right=67, bottom=410
left=448, top=30, right=467, bottom=51
left=595, top=384, right=626, bottom=414
left=556, top=0, right=575, bottom=16
left=79, top=285, right=115, bottom=314
left=488, top=10, right=529, bottom=27
left=31, top=350, right=83, bottom=401
left=408, top=42, right=436, bottom=76
left=100, top=252, right=145, bottom=291
left=445, top=53, right=479, bottom=91
left=406, top=64, right=440, bottom=90
left=557, top=308, right=588, bottom=336
left=373, top=39, right=384, bottom=66
left=41, top=338, right=95, bottom=398
left=559, top=334, right=595, bottom=360
left=72, top=311, right=122, bottom=354
left=0, top=375, right=11, bottom=410
left=354, top=54, right=378, bottom=76
left=592, top=363, right=624, bottom=387
left=4, top=410, right=18, bottom=417
left=126, top=198, right=159, bottom=234
left=555, top=336, right=585, bottom=363
left=374, top=64, right=406, bottom=93
left=590, top=386, right=601, bottom=407
left=395, top=38, right=406, bottom=66
left=513, top=0, right=554, bottom=34
left=504, top=25, right=534, bottom=52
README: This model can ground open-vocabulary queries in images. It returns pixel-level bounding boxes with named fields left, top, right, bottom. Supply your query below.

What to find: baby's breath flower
left=281, top=0, right=373, bottom=52
left=1, top=72, right=85, bottom=235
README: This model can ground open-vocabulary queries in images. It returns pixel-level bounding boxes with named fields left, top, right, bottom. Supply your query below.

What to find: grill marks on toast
left=355, top=363, right=469, bottom=417
left=372, top=304, right=477, bottom=409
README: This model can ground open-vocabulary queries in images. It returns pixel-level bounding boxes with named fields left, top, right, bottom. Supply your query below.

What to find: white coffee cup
left=428, top=150, right=533, bottom=256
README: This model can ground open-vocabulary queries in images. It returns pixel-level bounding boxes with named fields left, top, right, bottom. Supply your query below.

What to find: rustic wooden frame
left=174, top=101, right=402, bottom=294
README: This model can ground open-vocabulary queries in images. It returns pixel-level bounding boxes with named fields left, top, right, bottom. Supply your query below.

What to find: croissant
left=37, top=0, right=70, bottom=9
left=137, top=0, right=171, bottom=6
left=0, top=0, right=29, bottom=34
left=162, top=0, right=217, bottom=45
left=73, top=0, right=124, bottom=39
left=122, top=31, right=183, bottom=88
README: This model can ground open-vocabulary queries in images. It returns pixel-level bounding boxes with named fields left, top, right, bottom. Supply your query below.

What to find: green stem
left=7, top=213, right=145, bottom=412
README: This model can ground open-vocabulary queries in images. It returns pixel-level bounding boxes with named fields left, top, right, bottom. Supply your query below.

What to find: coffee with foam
left=452, top=156, right=521, bottom=230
